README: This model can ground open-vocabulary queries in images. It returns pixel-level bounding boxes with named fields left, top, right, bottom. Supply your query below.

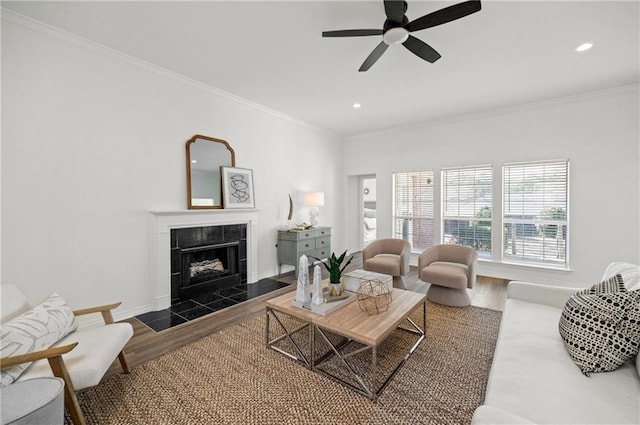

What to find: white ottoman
left=1, top=377, right=65, bottom=425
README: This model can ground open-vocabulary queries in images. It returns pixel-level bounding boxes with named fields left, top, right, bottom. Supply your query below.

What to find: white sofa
left=472, top=263, right=640, bottom=425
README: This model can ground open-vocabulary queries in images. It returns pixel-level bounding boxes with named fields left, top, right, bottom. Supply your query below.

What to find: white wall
left=344, top=86, right=640, bottom=287
left=3, top=12, right=638, bottom=315
left=1, top=13, right=344, bottom=318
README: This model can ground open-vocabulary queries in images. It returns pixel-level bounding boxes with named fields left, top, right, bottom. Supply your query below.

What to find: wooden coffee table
left=266, top=288, right=426, bottom=400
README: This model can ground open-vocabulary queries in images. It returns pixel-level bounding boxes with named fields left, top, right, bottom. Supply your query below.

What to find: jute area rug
left=69, top=302, right=501, bottom=425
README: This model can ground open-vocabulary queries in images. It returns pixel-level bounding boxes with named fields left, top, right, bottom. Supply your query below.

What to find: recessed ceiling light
left=576, top=42, right=593, bottom=52
left=192, top=160, right=197, bottom=164
left=352, top=103, right=361, bottom=109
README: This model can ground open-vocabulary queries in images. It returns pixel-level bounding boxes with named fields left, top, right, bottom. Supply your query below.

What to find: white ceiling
left=3, top=1, right=639, bottom=136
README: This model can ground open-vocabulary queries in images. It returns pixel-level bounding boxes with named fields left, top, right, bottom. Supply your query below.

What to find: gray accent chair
left=1, top=377, right=65, bottom=425
left=418, top=244, right=477, bottom=307
left=362, top=238, right=411, bottom=289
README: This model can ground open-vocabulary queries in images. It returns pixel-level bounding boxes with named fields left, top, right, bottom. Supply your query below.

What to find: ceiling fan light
left=576, top=42, right=593, bottom=52
left=383, top=27, right=409, bottom=45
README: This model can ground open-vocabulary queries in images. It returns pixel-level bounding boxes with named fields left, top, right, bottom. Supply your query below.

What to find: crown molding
left=347, top=83, right=640, bottom=141
left=1, top=8, right=340, bottom=140
left=5, top=7, right=636, bottom=144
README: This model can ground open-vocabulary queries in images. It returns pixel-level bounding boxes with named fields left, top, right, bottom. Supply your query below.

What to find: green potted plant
left=311, top=250, right=353, bottom=296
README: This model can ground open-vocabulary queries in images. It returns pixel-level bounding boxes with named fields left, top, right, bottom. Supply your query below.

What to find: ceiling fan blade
left=407, top=0, right=481, bottom=32
left=322, top=29, right=383, bottom=37
left=359, top=41, right=389, bottom=72
left=384, top=0, right=406, bottom=23
left=402, top=35, right=441, bottom=63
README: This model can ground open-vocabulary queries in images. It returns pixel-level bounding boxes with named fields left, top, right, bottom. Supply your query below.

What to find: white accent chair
left=1, top=284, right=133, bottom=425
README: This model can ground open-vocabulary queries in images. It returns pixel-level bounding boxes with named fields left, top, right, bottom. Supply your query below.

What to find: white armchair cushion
left=1, top=293, right=78, bottom=387
left=18, top=322, right=133, bottom=390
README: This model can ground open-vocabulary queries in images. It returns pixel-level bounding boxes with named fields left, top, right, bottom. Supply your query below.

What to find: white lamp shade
left=303, top=192, right=325, bottom=207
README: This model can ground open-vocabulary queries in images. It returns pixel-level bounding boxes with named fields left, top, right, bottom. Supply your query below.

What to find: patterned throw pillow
left=0, top=293, right=78, bottom=386
left=559, top=274, right=640, bottom=376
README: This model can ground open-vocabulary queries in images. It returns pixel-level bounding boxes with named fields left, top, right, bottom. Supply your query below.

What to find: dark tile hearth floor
left=136, top=278, right=290, bottom=332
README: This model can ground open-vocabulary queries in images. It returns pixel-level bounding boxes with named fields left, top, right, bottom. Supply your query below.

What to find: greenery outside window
left=442, top=165, right=493, bottom=257
left=393, top=171, right=434, bottom=253
left=503, top=160, right=569, bottom=266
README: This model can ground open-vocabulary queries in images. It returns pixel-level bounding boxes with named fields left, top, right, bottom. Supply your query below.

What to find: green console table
left=277, top=226, right=331, bottom=275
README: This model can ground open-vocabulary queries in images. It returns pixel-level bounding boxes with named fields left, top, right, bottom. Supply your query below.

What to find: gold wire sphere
left=357, top=279, right=392, bottom=315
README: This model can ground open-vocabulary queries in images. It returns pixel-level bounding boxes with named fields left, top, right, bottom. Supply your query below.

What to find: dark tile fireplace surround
left=171, top=224, right=247, bottom=303
left=136, top=222, right=290, bottom=332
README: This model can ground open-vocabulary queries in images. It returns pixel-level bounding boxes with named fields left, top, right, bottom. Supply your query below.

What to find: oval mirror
left=186, top=135, right=236, bottom=209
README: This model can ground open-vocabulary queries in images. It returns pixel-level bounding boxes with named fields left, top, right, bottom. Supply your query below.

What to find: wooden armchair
left=1, top=285, right=133, bottom=425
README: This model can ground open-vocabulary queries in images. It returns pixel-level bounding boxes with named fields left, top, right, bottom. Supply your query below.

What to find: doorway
left=361, top=176, right=377, bottom=246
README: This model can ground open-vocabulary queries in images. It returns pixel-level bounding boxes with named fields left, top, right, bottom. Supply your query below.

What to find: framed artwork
left=221, top=166, right=255, bottom=209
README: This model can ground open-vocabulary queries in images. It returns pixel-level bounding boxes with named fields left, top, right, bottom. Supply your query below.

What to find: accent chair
left=0, top=284, right=133, bottom=425
left=418, top=244, right=477, bottom=307
left=362, top=238, right=411, bottom=289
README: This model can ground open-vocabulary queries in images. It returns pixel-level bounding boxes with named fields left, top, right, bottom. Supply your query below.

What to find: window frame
left=392, top=170, right=435, bottom=253
left=441, top=164, right=493, bottom=257
left=502, top=159, right=570, bottom=268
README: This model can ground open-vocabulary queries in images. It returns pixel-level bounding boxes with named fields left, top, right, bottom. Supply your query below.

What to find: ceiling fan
left=322, top=0, right=482, bottom=71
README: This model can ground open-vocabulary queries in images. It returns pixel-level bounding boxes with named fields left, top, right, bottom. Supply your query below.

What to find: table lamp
left=303, top=192, right=325, bottom=227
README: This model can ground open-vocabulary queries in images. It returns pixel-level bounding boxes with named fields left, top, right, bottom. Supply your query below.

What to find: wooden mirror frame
left=186, top=135, right=236, bottom=209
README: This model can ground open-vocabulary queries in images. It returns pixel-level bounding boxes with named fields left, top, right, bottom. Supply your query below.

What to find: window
left=442, top=166, right=493, bottom=256
left=503, top=160, right=569, bottom=266
left=393, top=171, right=434, bottom=252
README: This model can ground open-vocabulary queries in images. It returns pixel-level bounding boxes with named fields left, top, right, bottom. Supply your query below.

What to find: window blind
left=503, top=160, right=569, bottom=266
left=392, top=171, right=434, bottom=252
left=442, top=165, right=493, bottom=256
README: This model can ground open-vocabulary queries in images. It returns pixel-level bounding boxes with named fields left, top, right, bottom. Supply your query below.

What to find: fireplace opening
left=182, top=242, right=238, bottom=287
left=171, top=224, right=247, bottom=303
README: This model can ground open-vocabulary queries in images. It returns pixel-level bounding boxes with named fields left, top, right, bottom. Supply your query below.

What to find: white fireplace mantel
left=151, top=209, right=260, bottom=310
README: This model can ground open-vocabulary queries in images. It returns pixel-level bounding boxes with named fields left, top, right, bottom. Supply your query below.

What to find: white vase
left=328, top=282, right=342, bottom=297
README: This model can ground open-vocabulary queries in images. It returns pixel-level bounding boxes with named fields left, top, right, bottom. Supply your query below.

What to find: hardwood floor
left=106, top=252, right=508, bottom=378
